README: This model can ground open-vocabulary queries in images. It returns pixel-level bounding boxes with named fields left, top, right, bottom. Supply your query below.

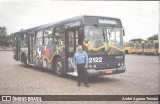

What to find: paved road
left=0, top=52, right=158, bottom=104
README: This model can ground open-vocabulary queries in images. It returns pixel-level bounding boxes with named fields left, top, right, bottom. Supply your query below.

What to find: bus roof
left=13, top=15, right=122, bottom=35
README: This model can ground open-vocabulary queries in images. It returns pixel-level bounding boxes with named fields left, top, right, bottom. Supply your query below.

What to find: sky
left=0, top=0, right=159, bottom=41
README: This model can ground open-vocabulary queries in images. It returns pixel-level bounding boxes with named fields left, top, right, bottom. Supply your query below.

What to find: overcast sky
left=0, top=0, right=159, bottom=41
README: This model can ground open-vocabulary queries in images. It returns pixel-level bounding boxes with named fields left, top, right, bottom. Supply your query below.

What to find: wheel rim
left=56, top=61, right=62, bottom=73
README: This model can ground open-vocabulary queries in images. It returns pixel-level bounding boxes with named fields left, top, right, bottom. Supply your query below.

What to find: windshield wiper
left=102, top=30, right=105, bottom=42
left=104, top=28, right=109, bottom=45
left=94, top=24, right=108, bottom=45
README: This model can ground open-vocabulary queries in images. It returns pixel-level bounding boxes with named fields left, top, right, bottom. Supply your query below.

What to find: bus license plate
left=106, top=70, right=113, bottom=74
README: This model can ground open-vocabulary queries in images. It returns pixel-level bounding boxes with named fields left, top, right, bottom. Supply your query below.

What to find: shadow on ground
left=17, top=64, right=121, bottom=84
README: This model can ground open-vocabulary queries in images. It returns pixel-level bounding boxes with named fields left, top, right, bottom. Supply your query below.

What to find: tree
left=147, top=34, right=158, bottom=40
left=4, top=35, right=12, bottom=47
left=129, top=38, right=144, bottom=43
left=0, top=27, right=7, bottom=48
left=0, top=27, right=13, bottom=49
left=0, top=26, right=7, bottom=36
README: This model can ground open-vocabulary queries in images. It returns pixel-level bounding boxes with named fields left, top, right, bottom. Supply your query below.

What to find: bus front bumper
left=87, top=66, right=126, bottom=77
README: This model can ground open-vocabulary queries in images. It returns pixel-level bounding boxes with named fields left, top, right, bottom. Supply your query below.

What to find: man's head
left=77, top=45, right=83, bottom=52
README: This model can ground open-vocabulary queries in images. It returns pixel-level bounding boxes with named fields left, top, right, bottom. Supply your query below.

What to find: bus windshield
left=84, top=26, right=123, bottom=55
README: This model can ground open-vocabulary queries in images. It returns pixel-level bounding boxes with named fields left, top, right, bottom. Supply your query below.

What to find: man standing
left=74, top=45, right=89, bottom=87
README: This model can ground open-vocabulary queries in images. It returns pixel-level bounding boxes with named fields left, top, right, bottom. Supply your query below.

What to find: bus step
left=67, top=71, right=78, bottom=76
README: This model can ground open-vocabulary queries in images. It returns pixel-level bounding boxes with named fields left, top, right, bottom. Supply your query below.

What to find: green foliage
left=128, top=34, right=158, bottom=43
left=0, top=26, right=12, bottom=48
left=147, top=34, right=158, bottom=40
left=0, top=27, right=7, bottom=36
left=129, top=38, right=144, bottom=43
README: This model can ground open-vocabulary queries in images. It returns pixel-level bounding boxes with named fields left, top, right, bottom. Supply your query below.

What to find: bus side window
left=54, top=26, right=65, bottom=48
left=68, top=31, right=74, bottom=52
left=35, top=30, right=43, bottom=45
left=21, top=34, right=27, bottom=46
left=44, top=28, right=53, bottom=46
left=24, top=34, right=28, bottom=46
left=20, top=34, right=24, bottom=46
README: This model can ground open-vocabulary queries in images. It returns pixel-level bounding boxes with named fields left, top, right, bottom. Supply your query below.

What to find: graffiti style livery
left=13, top=15, right=126, bottom=77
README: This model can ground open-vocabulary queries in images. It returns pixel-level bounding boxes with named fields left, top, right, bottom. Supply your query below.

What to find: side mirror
left=123, top=29, right=125, bottom=36
left=60, top=41, right=64, bottom=45
left=79, top=27, right=83, bottom=36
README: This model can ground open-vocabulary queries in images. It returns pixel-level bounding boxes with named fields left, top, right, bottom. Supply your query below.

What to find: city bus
left=144, top=40, right=159, bottom=55
left=13, top=15, right=126, bottom=77
left=124, top=41, right=134, bottom=54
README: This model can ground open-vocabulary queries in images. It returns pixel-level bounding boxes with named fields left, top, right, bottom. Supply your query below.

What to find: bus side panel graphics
left=33, top=45, right=65, bottom=69
left=33, top=46, right=45, bottom=67
left=48, top=45, right=65, bottom=69
left=67, top=57, right=75, bottom=72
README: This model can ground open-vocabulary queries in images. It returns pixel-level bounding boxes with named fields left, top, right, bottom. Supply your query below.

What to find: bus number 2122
left=89, top=57, right=102, bottom=63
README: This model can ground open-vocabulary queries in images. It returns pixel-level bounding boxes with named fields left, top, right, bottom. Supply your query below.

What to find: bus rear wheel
left=54, top=58, right=65, bottom=77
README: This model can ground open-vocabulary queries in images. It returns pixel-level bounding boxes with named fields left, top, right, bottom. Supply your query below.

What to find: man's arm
left=85, top=52, right=89, bottom=68
left=73, top=53, right=77, bottom=69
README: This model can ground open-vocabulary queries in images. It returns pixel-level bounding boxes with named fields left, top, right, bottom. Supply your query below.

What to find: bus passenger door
left=65, top=27, right=83, bottom=74
left=28, top=35, right=34, bottom=64
left=15, top=36, right=21, bottom=61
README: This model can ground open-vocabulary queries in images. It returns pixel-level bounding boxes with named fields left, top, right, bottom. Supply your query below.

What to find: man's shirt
left=74, top=51, right=89, bottom=65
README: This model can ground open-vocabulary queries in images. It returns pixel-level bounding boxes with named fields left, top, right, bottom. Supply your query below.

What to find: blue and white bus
left=13, top=15, right=126, bottom=77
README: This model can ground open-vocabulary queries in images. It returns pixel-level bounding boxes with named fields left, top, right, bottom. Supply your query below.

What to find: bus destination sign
left=66, top=21, right=82, bottom=28
left=98, top=19, right=117, bottom=25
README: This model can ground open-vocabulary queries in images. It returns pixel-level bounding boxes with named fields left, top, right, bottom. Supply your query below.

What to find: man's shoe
left=85, top=84, right=89, bottom=87
left=77, top=84, right=81, bottom=86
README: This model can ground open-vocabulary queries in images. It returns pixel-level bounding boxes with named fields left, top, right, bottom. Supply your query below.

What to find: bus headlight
left=121, top=63, right=124, bottom=66
left=118, top=63, right=121, bottom=66
left=93, top=65, right=97, bottom=68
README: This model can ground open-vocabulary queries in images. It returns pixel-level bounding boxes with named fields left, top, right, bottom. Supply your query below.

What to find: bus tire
left=22, top=54, right=28, bottom=67
left=54, top=57, right=66, bottom=77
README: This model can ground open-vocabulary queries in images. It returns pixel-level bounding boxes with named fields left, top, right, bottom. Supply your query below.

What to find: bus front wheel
left=54, top=58, right=65, bottom=77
